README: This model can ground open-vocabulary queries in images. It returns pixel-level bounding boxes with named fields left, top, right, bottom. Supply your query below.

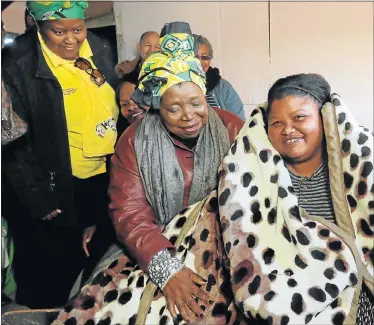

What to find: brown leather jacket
left=109, top=109, right=244, bottom=271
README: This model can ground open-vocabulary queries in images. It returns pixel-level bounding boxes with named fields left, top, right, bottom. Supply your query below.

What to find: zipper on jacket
left=48, top=171, right=56, bottom=192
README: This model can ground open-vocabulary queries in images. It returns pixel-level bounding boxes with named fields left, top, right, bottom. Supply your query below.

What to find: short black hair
left=115, top=72, right=138, bottom=108
left=267, top=73, right=331, bottom=118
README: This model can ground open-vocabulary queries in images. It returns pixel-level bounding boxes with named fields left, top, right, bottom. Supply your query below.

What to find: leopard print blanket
left=53, top=193, right=250, bottom=325
left=53, top=94, right=372, bottom=325
left=218, top=93, right=373, bottom=325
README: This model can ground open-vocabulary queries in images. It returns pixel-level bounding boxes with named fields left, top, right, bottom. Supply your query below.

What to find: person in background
left=1, top=14, right=21, bottom=308
left=194, top=34, right=245, bottom=120
left=115, top=72, right=150, bottom=135
left=24, top=8, right=35, bottom=31
left=115, top=31, right=160, bottom=79
left=2, top=0, right=119, bottom=308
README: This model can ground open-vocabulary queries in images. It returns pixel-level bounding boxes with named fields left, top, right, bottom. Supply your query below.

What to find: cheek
left=44, top=33, right=61, bottom=46
left=268, top=128, right=280, bottom=146
left=121, top=107, right=129, bottom=118
left=76, top=30, right=87, bottom=43
left=160, top=110, right=178, bottom=128
left=300, top=120, right=323, bottom=140
left=199, top=106, right=209, bottom=122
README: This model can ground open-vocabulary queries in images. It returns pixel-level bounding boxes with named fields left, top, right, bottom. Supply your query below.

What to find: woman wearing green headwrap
left=2, top=1, right=119, bottom=308
left=53, top=22, right=243, bottom=324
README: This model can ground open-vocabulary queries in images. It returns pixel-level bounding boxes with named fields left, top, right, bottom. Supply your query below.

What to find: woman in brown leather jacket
left=109, top=22, right=243, bottom=322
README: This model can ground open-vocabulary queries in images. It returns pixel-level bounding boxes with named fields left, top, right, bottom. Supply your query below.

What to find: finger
left=175, top=299, right=191, bottom=324
left=166, top=297, right=177, bottom=319
left=189, top=269, right=208, bottom=286
left=191, top=286, right=212, bottom=306
left=185, top=296, right=204, bottom=319
left=83, top=242, right=90, bottom=257
left=48, top=210, right=61, bottom=220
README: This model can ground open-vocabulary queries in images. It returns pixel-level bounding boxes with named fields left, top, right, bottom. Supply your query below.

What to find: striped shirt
left=206, top=93, right=220, bottom=108
left=289, top=160, right=336, bottom=223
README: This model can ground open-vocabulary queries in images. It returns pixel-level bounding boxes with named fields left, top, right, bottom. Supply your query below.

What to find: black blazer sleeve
left=1, top=68, right=57, bottom=219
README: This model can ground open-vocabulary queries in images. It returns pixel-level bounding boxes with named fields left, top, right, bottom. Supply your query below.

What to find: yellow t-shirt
left=38, top=33, right=118, bottom=179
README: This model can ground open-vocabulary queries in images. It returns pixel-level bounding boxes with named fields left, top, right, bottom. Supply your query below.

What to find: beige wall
left=270, top=2, right=373, bottom=128
left=115, top=1, right=373, bottom=128
left=1, top=1, right=26, bottom=34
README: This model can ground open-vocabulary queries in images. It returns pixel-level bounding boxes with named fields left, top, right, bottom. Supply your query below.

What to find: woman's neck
left=286, top=151, right=326, bottom=177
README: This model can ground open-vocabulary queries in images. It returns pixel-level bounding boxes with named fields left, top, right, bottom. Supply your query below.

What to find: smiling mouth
left=283, top=137, right=304, bottom=145
left=182, top=123, right=200, bottom=133
left=129, top=109, right=145, bottom=118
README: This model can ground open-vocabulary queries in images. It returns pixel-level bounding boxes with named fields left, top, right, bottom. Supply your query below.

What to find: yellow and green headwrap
left=131, top=22, right=206, bottom=110
left=26, top=1, right=88, bottom=21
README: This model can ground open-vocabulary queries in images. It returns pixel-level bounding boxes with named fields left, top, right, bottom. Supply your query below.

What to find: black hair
left=115, top=72, right=138, bottom=108
left=24, top=8, right=35, bottom=30
left=267, top=73, right=331, bottom=119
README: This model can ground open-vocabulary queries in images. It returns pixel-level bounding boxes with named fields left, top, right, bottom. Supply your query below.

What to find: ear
left=136, top=42, right=141, bottom=54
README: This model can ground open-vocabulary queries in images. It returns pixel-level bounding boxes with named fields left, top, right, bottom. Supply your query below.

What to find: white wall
left=114, top=1, right=373, bottom=128
left=270, top=2, right=373, bottom=128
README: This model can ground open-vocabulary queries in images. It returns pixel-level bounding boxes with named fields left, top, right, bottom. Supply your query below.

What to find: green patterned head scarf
left=26, top=1, right=88, bottom=21
left=131, top=22, right=206, bottom=110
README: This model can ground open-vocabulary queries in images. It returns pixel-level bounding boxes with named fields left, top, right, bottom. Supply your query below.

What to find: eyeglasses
left=74, top=57, right=106, bottom=87
left=196, top=55, right=213, bottom=61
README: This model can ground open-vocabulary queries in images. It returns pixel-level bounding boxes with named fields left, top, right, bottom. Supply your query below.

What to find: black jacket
left=1, top=27, right=119, bottom=228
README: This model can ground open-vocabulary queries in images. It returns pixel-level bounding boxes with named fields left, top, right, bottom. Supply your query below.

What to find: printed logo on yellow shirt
left=96, top=117, right=116, bottom=138
left=63, top=88, right=77, bottom=96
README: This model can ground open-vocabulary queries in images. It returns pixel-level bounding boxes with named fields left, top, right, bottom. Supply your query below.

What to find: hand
left=42, top=209, right=61, bottom=221
left=163, top=267, right=213, bottom=323
left=82, top=225, right=97, bottom=257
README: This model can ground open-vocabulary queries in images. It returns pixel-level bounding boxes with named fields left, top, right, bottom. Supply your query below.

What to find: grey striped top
left=289, top=160, right=336, bottom=223
left=206, top=93, right=220, bottom=108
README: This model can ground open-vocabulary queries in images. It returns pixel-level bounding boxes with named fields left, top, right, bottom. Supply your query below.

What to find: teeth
left=286, top=138, right=300, bottom=143
left=132, top=112, right=142, bottom=117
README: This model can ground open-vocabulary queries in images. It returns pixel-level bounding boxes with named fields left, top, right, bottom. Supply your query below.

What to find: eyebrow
left=269, top=108, right=309, bottom=119
left=53, top=24, right=84, bottom=30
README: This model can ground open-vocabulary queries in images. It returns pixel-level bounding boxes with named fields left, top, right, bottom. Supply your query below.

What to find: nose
left=181, top=107, right=195, bottom=121
left=128, top=101, right=138, bottom=112
left=281, top=122, right=295, bottom=136
left=64, top=32, right=77, bottom=45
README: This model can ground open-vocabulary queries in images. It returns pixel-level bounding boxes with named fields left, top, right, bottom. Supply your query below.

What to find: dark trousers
left=73, top=173, right=116, bottom=286
left=8, top=172, right=115, bottom=308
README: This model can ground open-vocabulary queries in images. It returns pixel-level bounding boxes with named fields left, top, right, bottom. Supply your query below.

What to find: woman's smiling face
left=267, top=95, right=324, bottom=164
left=160, top=82, right=208, bottom=139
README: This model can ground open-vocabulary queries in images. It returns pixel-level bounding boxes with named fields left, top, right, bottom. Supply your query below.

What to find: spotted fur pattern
left=53, top=94, right=373, bottom=325
left=218, top=94, right=372, bottom=324
left=54, top=193, right=250, bottom=325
